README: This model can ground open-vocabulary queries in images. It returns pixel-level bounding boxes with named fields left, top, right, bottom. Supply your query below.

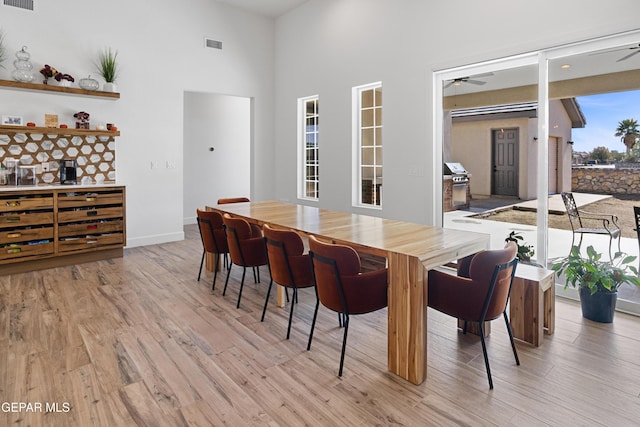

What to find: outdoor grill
left=443, top=162, right=471, bottom=210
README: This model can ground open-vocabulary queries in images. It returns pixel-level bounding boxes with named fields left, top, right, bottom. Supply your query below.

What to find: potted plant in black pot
left=553, top=245, right=640, bottom=323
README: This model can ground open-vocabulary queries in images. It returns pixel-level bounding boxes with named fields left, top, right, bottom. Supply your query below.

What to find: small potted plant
left=54, top=72, right=74, bottom=87
left=97, top=47, right=119, bottom=92
left=39, top=64, right=58, bottom=84
left=505, top=231, right=535, bottom=264
left=553, top=245, right=640, bottom=323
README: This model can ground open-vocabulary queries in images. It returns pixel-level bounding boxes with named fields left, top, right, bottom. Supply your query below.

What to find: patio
left=444, top=193, right=640, bottom=312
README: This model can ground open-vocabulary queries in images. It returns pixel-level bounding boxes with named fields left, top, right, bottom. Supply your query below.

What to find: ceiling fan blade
left=465, top=79, right=486, bottom=85
left=589, top=43, right=640, bottom=56
left=617, top=49, right=640, bottom=62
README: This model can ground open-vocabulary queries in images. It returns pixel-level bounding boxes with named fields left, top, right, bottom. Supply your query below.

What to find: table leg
left=276, top=285, right=285, bottom=308
left=387, top=252, right=427, bottom=385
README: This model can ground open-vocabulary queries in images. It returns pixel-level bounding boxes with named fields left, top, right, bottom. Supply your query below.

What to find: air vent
left=204, top=38, right=223, bottom=50
left=4, top=0, right=34, bottom=11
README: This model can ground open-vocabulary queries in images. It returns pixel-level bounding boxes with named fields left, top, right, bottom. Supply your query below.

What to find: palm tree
left=615, top=118, right=640, bottom=154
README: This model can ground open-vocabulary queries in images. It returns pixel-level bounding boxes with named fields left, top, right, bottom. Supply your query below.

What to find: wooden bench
left=455, top=262, right=555, bottom=347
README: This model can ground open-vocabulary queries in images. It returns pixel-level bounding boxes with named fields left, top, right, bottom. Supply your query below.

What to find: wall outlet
left=41, top=162, right=49, bottom=172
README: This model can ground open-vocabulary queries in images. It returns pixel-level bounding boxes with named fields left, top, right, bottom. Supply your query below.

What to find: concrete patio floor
left=444, top=193, right=640, bottom=312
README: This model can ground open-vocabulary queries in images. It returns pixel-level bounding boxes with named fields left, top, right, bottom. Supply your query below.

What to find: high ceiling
left=214, top=0, right=308, bottom=17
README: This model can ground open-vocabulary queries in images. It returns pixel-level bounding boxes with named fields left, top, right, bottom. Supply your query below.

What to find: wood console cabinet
left=0, top=185, right=125, bottom=275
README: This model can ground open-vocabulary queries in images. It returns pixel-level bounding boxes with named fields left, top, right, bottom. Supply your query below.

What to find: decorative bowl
left=79, top=76, right=100, bottom=91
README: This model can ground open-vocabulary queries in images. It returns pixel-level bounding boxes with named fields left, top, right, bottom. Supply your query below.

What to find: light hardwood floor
left=1, top=225, right=640, bottom=426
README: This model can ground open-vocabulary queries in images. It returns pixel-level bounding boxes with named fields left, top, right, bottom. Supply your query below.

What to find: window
left=354, top=82, right=383, bottom=207
left=298, top=96, right=319, bottom=200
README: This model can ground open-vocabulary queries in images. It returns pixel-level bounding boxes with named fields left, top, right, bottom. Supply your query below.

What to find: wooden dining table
left=208, top=200, right=489, bottom=385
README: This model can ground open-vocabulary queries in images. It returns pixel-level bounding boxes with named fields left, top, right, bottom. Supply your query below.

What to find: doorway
left=491, top=128, right=519, bottom=197
left=183, top=92, right=251, bottom=224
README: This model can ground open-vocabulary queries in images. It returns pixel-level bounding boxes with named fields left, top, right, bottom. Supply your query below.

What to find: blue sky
left=571, top=90, right=640, bottom=153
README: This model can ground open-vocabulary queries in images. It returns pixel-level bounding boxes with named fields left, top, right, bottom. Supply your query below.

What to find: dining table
left=208, top=200, right=489, bottom=385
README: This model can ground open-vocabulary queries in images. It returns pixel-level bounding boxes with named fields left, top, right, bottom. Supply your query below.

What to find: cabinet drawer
left=58, top=220, right=123, bottom=238
left=0, top=241, right=54, bottom=261
left=0, top=212, right=54, bottom=229
left=58, top=206, right=123, bottom=223
left=0, top=226, right=54, bottom=244
left=58, top=192, right=123, bottom=209
left=58, top=233, right=123, bottom=252
left=0, top=196, right=54, bottom=213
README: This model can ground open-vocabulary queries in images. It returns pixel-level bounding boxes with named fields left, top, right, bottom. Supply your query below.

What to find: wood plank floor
left=2, top=225, right=640, bottom=426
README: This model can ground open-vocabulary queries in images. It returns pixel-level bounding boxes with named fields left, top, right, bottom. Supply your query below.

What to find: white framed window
left=353, top=82, right=382, bottom=208
left=298, top=95, right=319, bottom=200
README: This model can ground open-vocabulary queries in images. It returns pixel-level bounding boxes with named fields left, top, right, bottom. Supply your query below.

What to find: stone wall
left=572, top=167, right=640, bottom=194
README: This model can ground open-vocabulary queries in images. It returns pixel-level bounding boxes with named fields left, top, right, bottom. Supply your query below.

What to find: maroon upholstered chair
left=196, top=209, right=229, bottom=290
left=427, top=242, right=519, bottom=389
left=222, top=214, right=268, bottom=309
left=217, top=197, right=262, bottom=237
left=261, top=224, right=315, bottom=339
left=307, top=235, right=388, bottom=377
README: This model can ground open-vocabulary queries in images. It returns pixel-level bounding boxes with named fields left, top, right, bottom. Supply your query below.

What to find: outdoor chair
left=427, top=242, right=519, bottom=389
left=561, top=192, right=621, bottom=259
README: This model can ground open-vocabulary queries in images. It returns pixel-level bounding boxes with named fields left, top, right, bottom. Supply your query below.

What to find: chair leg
left=223, top=264, right=233, bottom=296
left=197, top=249, right=205, bottom=281
left=503, top=311, right=520, bottom=365
left=307, top=300, right=320, bottom=351
left=212, top=253, right=220, bottom=291
left=285, top=287, right=290, bottom=303
left=478, top=323, right=494, bottom=389
left=608, top=236, right=613, bottom=260
left=236, top=267, right=247, bottom=309
left=286, top=288, right=297, bottom=340
left=338, top=315, right=350, bottom=377
left=252, top=267, right=258, bottom=283
left=261, top=278, right=274, bottom=322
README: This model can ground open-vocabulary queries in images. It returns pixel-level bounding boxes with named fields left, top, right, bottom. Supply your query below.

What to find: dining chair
left=196, top=208, right=229, bottom=290
left=427, top=242, right=519, bottom=389
left=261, top=224, right=314, bottom=339
left=307, top=235, right=388, bottom=377
left=217, top=197, right=262, bottom=237
left=217, top=197, right=251, bottom=204
left=222, top=214, right=268, bottom=309
left=561, top=192, right=621, bottom=259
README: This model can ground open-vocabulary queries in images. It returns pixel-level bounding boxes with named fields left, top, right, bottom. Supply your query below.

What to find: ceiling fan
left=444, top=72, right=494, bottom=89
left=590, top=43, right=640, bottom=62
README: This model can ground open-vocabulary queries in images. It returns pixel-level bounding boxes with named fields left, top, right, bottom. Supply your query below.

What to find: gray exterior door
left=492, top=128, right=519, bottom=196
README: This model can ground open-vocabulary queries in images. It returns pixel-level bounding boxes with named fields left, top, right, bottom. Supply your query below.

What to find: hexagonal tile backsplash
left=0, top=130, right=116, bottom=184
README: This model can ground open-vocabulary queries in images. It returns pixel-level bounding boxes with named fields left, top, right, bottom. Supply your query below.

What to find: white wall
left=0, top=0, right=275, bottom=247
left=183, top=92, right=250, bottom=225
left=274, top=0, right=640, bottom=224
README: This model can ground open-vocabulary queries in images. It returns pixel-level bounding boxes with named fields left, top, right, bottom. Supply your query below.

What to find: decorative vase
left=579, top=287, right=617, bottom=323
left=103, top=82, right=117, bottom=92
left=11, top=46, right=34, bottom=82
left=79, top=76, right=99, bottom=91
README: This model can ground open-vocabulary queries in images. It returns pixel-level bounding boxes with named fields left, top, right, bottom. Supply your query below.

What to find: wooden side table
left=509, top=263, right=555, bottom=346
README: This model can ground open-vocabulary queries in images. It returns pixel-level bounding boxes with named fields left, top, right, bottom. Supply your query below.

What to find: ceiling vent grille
left=204, top=38, right=223, bottom=50
left=3, top=0, right=34, bottom=11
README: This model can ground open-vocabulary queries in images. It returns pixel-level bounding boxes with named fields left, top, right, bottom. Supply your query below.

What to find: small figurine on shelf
left=74, top=111, right=90, bottom=129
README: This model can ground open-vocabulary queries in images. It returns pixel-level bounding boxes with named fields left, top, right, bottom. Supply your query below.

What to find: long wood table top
left=209, top=200, right=489, bottom=269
